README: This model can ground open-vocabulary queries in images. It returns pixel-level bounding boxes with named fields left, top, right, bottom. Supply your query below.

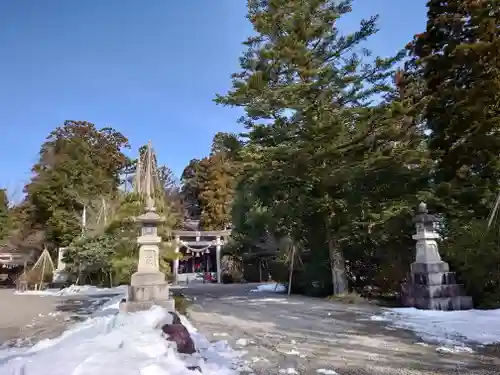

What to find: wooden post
left=216, top=237, right=222, bottom=283
left=39, top=252, right=46, bottom=291
left=287, top=245, right=295, bottom=296
left=259, top=259, right=263, bottom=282
left=173, top=236, right=180, bottom=284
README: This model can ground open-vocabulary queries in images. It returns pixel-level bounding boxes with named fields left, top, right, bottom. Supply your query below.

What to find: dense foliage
left=211, top=0, right=498, bottom=306
left=1, top=122, right=181, bottom=286
left=23, top=120, right=131, bottom=248
left=180, top=133, right=241, bottom=230
left=406, top=0, right=500, bottom=307
left=1, top=0, right=499, bottom=307
left=407, top=0, right=500, bottom=219
left=215, top=0, right=430, bottom=296
left=0, top=190, right=11, bottom=242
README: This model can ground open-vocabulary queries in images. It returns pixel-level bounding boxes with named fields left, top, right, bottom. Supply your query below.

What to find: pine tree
left=198, top=155, right=232, bottom=230
left=408, top=0, right=500, bottom=219
left=180, top=159, right=204, bottom=219
left=216, top=0, right=422, bottom=295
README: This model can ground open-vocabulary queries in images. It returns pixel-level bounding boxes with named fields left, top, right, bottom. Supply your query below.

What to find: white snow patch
left=278, top=368, right=298, bottom=374
left=436, top=346, right=474, bottom=354
left=316, top=369, right=339, bottom=374
left=414, top=342, right=429, bottom=347
left=235, top=338, right=249, bottom=346
left=250, top=356, right=269, bottom=363
left=372, top=307, right=500, bottom=346
left=250, top=283, right=286, bottom=293
left=0, top=303, right=244, bottom=375
left=15, top=284, right=127, bottom=297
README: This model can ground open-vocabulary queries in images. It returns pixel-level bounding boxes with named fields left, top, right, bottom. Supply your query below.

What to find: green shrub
left=173, top=295, right=190, bottom=315
left=441, top=219, right=500, bottom=309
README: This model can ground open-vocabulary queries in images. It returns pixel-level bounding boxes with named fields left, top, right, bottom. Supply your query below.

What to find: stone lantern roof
left=412, top=202, right=438, bottom=224
left=137, top=207, right=164, bottom=224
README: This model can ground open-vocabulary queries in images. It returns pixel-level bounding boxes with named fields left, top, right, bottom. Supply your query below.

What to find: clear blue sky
left=0, top=0, right=426, bottom=200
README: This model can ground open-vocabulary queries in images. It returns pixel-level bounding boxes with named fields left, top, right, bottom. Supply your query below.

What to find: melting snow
left=15, top=284, right=127, bottom=297
left=0, top=294, right=244, bottom=375
left=250, top=283, right=286, bottom=293
left=371, top=307, right=500, bottom=349
left=436, top=346, right=474, bottom=354
left=278, top=368, right=298, bottom=374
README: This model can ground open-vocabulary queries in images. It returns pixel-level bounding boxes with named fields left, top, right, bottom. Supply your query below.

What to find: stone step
left=411, top=296, right=473, bottom=311
left=410, top=261, right=449, bottom=274
left=408, top=271, right=457, bottom=286
left=402, top=283, right=465, bottom=298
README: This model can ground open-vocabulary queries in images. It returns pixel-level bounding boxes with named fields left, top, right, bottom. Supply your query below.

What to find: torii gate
left=171, top=229, right=231, bottom=284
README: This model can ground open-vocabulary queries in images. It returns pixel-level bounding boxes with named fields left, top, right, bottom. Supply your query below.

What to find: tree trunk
left=325, top=218, right=347, bottom=296
left=288, top=245, right=295, bottom=296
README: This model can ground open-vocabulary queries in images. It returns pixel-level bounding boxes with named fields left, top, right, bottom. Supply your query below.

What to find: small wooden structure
left=172, top=220, right=231, bottom=284
left=17, top=248, right=55, bottom=291
left=0, top=245, right=35, bottom=287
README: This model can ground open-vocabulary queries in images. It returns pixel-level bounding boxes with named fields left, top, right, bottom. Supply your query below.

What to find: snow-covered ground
left=250, top=282, right=286, bottom=293
left=15, top=284, right=127, bottom=297
left=6, top=282, right=500, bottom=375
left=250, top=283, right=500, bottom=351
left=1, top=290, right=245, bottom=375
left=184, top=283, right=500, bottom=375
left=371, top=307, right=500, bottom=349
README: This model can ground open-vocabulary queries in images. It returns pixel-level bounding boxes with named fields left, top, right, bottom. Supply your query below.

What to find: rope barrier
left=179, top=240, right=215, bottom=252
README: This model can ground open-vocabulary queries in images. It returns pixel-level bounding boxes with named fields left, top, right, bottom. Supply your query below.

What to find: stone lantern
left=120, top=142, right=175, bottom=313
left=401, top=202, right=473, bottom=311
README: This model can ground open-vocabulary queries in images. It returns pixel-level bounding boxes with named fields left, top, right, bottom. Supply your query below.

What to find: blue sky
left=0, top=0, right=426, bottom=200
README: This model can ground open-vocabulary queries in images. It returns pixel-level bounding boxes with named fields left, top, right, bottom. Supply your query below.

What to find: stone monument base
left=119, top=271, right=175, bottom=313
left=401, top=261, right=473, bottom=311
left=120, top=296, right=175, bottom=313
left=52, top=269, right=70, bottom=285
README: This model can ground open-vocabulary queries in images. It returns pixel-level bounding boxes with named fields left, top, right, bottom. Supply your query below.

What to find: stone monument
left=401, top=202, right=473, bottom=310
left=120, top=141, right=175, bottom=313
left=52, top=247, right=70, bottom=285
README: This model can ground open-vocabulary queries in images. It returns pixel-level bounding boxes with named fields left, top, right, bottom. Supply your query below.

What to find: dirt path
left=0, top=289, right=72, bottom=347
left=182, top=284, right=500, bottom=375
left=0, top=289, right=119, bottom=348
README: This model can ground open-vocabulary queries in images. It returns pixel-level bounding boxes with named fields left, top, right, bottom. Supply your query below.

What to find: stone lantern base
left=119, top=271, right=175, bottom=313
left=402, top=202, right=473, bottom=311
left=401, top=261, right=473, bottom=311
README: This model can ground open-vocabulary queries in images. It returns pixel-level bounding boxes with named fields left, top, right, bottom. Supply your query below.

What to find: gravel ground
left=181, top=283, right=500, bottom=375
left=0, top=288, right=118, bottom=348
left=0, top=289, right=73, bottom=347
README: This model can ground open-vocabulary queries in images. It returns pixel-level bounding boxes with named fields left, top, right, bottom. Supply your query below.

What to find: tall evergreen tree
left=408, top=0, right=500, bottom=219
left=217, top=0, right=426, bottom=295
left=180, top=159, right=204, bottom=219
left=23, top=121, right=131, bottom=247
left=198, top=153, right=235, bottom=230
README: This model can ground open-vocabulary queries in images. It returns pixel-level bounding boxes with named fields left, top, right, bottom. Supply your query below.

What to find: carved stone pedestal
left=401, top=203, right=473, bottom=311
left=121, top=282, right=175, bottom=313
left=401, top=261, right=473, bottom=310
